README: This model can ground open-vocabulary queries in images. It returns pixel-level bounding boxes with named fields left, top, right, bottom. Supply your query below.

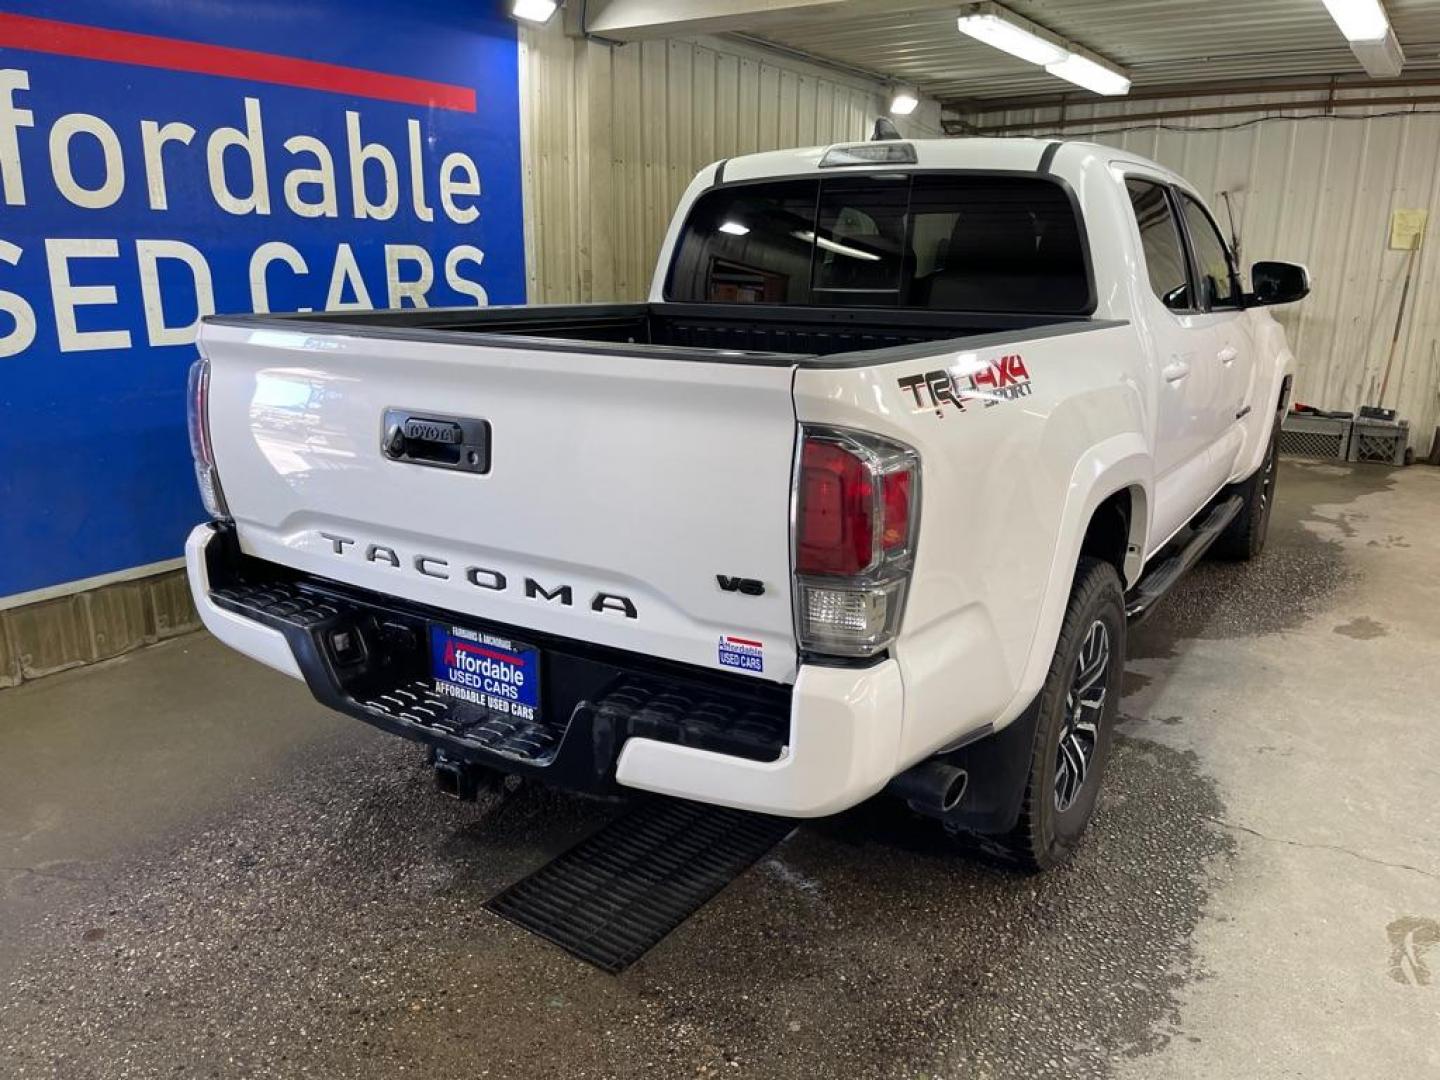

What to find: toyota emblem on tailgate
left=403, top=417, right=463, bottom=444
left=382, top=409, right=491, bottom=475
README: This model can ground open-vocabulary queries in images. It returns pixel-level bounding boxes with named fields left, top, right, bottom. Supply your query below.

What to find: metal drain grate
left=487, top=799, right=795, bottom=973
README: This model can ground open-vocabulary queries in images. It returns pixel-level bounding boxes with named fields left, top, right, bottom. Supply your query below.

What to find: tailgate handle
left=382, top=409, right=491, bottom=474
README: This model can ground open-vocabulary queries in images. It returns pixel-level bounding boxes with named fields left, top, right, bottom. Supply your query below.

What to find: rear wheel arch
left=1079, top=484, right=1148, bottom=588
left=997, top=439, right=1150, bottom=733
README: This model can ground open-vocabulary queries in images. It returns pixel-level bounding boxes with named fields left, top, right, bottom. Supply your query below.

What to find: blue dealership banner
left=0, top=0, right=525, bottom=598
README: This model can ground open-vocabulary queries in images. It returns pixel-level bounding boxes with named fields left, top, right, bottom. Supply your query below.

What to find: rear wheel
left=1215, top=420, right=1279, bottom=561
left=974, top=556, right=1125, bottom=872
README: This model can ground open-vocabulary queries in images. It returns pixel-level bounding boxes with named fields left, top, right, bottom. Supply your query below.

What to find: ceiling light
left=956, top=2, right=1131, bottom=96
left=1320, top=0, right=1390, bottom=42
left=1320, top=0, right=1405, bottom=77
left=956, top=3, right=1066, bottom=66
left=889, top=86, right=920, bottom=116
left=511, top=0, right=559, bottom=24
left=719, top=221, right=750, bottom=236
left=1350, top=32, right=1405, bottom=76
left=1046, top=52, right=1132, bottom=96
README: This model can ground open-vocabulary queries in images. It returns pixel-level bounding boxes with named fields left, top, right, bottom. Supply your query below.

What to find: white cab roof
left=720, top=137, right=1178, bottom=188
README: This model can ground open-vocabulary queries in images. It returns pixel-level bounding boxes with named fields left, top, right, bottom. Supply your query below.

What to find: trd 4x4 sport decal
left=897, top=353, right=1032, bottom=417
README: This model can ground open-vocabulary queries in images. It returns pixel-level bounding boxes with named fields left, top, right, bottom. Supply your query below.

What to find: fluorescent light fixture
left=957, top=4, right=1066, bottom=66
left=1046, top=52, right=1132, bottom=96
left=1350, top=31, right=1405, bottom=76
left=889, top=86, right=920, bottom=116
left=719, top=220, right=750, bottom=236
left=1320, top=0, right=1390, bottom=41
left=511, top=0, right=559, bottom=24
left=1321, top=0, right=1405, bottom=76
left=956, top=2, right=1131, bottom=96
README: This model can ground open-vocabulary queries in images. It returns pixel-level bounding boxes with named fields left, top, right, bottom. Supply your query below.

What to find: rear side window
left=1125, top=178, right=1192, bottom=311
left=909, top=175, right=1089, bottom=313
left=665, top=173, right=1091, bottom=313
left=1178, top=193, right=1240, bottom=309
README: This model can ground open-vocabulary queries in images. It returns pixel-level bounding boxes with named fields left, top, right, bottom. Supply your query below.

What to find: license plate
left=429, top=625, right=541, bottom=722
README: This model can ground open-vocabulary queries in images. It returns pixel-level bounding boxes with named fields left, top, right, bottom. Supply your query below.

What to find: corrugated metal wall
left=973, top=91, right=1440, bottom=452
left=518, top=21, right=940, bottom=304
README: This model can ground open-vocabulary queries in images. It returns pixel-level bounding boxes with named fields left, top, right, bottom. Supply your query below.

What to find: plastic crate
left=1347, top=418, right=1409, bottom=465
left=1279, top=414, right=1351, bottom=461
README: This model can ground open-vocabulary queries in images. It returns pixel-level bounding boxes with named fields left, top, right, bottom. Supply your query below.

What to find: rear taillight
left=187, top=356, right=230, bottom=520
left=792, top=426, right=919, bottom=658
left=796, top=440, right=874, bottom=575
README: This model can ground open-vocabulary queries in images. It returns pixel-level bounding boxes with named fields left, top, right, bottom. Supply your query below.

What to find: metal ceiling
left=740, top=0, right=1440, bottom=106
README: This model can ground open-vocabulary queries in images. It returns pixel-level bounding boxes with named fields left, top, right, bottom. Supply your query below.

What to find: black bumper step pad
left=211, top=580, right=349, bottom=629
left=356, top=678, right=563, bottom=761
left=585, top=680, right=787, bottom=763
left=487, top=799, right=794, bottom=973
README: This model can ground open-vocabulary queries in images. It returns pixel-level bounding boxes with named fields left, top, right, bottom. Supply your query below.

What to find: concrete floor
left=1, top=459, right=1437, bottom=1079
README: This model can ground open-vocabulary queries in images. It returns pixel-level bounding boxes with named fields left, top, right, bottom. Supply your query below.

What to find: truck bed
left=211, top=302, right=1092, bottom=363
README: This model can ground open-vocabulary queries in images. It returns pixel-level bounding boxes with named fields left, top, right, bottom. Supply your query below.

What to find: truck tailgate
left=200, top=321, right=800, bottom=682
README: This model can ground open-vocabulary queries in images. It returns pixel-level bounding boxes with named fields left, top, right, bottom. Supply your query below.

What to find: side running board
left=1125, top=494, right=1245, bottom=623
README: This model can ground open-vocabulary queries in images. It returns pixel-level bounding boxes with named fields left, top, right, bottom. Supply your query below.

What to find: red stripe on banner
left=725, top=636, right=763, bottom=648
left=454, top=642, right=523, bottom=665
left=0, top=12, right=477, bottom=113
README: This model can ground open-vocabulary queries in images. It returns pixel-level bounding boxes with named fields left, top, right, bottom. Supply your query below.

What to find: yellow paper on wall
left=1389, top=209, right=1428, bottom=250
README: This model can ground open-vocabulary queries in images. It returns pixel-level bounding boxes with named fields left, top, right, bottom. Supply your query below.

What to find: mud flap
left=939, top=696, right=1043, bottom=836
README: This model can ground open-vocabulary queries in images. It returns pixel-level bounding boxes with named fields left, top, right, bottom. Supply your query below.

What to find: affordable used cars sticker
left=718, top=635, right=764, bottom=673
left=897, top=353, right=1032, bottom=418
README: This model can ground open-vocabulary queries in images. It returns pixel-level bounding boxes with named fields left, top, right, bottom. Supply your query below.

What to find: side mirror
left=1161, top=283, right=1191, bottom=311
left=1250, top=260, right=1310, bottom=306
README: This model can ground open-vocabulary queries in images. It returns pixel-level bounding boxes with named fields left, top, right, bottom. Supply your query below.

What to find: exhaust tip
left=938, top=768, right=968, bottom=813
left=883, top=759, right=968, bottom=819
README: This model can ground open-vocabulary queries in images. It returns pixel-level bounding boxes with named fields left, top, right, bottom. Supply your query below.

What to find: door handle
left=381, top=409, right=492, bottom=474
left=1218, top=346, right=1238, bottom=365
left=1162, top=359, right=1191, bottom=382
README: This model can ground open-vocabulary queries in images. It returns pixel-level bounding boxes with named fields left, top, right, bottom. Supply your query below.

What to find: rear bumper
left=185, top=524, right=901, bottom=817
left=615, top=663, right=902, bottom=817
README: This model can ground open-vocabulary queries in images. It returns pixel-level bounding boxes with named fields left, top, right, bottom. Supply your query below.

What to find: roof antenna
left=872, top=116, right=902, bottom=141
left=1219, top=189, right=1243, bottom=263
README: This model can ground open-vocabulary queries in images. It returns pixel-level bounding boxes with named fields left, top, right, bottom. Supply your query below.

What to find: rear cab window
left=665, top=172, right=1093, bottom=314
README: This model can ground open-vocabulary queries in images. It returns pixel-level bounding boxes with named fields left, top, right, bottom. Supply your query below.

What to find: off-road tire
left=1215, top=419, right=1279, bottom=561
left=988, top=556, right=1125, bottom=872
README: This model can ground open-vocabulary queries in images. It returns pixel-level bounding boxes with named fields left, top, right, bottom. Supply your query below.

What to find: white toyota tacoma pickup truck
left=185, top=137, right=1307, bottom=869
